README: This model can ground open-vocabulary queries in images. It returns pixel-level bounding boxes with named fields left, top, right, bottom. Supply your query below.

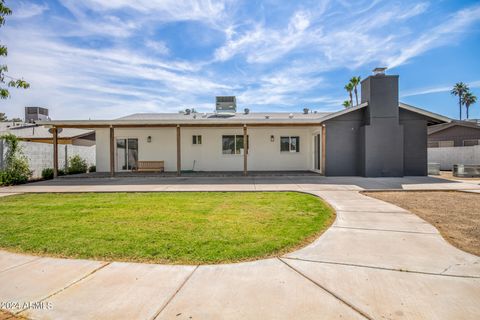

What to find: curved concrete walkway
left=0, top=177, right=480, bottom=319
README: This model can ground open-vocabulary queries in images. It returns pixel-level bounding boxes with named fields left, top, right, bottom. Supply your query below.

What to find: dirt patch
left=363, top=191, right=480, bottom=257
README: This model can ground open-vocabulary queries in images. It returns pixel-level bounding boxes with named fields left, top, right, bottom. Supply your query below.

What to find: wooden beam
left=53, top=127, right=58, bottom=178
left=321, top=124, right=326, bottom=175
left=176, top=125, right=181, bottom=176
left=243, top=124, right=248, bottom=176
left=109, top=126, right=115, bottom=177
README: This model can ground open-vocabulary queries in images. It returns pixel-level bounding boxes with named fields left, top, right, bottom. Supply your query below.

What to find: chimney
left=361, top=67, right=399, bottom=125
left=359, top=68, right=403, bottom=177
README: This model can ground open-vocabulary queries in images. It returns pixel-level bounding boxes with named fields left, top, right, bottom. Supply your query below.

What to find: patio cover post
left=243, top=124, right=248, bottom=176
left=176, top=125, right=181, bottom=176
left=109, top=126, right=115, bottom=177
left=53, top=127, right=58, bottom=178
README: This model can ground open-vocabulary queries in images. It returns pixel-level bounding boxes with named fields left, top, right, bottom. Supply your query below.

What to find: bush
left=0, top=134, right=32, bottom=186
left=89, top=165, right=96, bottom=173
left=41, top=168, right=54, bottom=180
left=67, top=155, right=88, bottom=174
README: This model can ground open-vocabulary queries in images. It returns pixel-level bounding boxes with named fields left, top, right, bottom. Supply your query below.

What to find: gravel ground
left=363, top=191, right=480, bottom=257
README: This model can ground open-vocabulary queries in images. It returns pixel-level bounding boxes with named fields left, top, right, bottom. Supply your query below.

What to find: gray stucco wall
left=400, top=109, right=428, bottom=175
left=324, top=108, right=364, bottom=176
left=324, top=74, right=431, bottom=177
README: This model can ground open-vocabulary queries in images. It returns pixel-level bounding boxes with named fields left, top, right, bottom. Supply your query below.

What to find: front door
left=116, top=138, right=138, bottom=171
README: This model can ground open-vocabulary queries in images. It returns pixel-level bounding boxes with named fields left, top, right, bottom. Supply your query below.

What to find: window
left=438, top=140, right=454, bottom=148
left=192, top=135, right=202, bottom=145
left=222, top=135, right=248, bottom=154
left=463, top=139, right=480, bottom=147
left=280, top=136, right=300, bottom=152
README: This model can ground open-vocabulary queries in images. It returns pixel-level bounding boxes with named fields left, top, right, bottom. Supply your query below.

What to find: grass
left=0, top=192, right=334, bottom=264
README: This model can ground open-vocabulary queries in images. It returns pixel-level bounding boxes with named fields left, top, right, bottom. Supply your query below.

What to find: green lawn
left=0, top=192, right=334, bottom=264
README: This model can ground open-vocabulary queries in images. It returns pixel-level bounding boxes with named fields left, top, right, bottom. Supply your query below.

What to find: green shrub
left=58, top=169, right=65, bottom=176
left=0, top=134, right=32, bottom=186
left=67, top=155, right=88, bottom=174
left=41, top=168, right=54, bottom=180
left=89, top=165, right=96, bottom=173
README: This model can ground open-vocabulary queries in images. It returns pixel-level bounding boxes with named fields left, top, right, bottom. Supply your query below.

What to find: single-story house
left=38, top=70, right=450, bottom=177
left=428, top=120, right=480, bottom=147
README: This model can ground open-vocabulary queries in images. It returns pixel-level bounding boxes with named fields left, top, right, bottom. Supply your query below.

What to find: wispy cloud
left=1, top=0, right=480, bottom=119
left=402, top=80, right=480, bottom=98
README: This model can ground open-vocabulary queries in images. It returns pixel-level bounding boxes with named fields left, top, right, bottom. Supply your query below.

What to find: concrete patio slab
left=333, top=210, right=438, bottom=234
left=283, top=258, right=480, bottom=320
left=24, top=262, right=196, bottom=320
left=312, top=191, right=410, bottom=213
left=0, top=257, right=106, bottom=312
left=155, top=258, right=365, bottom=320
left=0, top=251, right=39, bottom=273
left=285, top=227, right=480, bottom=277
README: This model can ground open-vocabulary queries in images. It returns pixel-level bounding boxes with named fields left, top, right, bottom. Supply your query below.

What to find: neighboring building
left=0, top=110, right=96, bottom=178
left=38, top=71, right=450, bottom=177
left=427, top=121, right=480, bottom=170
left=428, top=121, right=480, bottom=147
left=25, top=106, right=50, bottom=123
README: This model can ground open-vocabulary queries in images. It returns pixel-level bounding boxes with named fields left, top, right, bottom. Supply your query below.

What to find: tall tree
left=350, top=76, right=361, bottom=106
left=0, top=0, right=29, bottom=99
left=344, top=82, right=354, bottom=107
left=462, top=91, right=477, bottom=120
left=342, top=100, right=351, bottom=108
left=451, top=82, right=469, bottom=120
left=0, top=111, right=6, bottom=121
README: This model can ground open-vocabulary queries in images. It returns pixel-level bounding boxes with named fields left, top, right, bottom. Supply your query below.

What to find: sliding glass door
left=116, top=138, right=138, bottom=171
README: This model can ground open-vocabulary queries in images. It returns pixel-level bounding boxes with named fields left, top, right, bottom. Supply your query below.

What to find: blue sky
left=1, top=0, right=480, bottom=120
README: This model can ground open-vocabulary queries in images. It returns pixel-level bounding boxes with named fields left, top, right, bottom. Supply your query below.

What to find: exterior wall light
left=147, top=136, right=152, bottom=143
left=270, top=135, right=274, bottom=142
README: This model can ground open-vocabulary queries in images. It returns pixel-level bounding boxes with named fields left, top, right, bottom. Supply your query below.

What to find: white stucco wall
left=95, top=126, right=318, bottom=172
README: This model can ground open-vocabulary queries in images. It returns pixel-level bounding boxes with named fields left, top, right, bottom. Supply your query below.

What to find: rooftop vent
left=373, top=67, right=387, bottom=76
left=215, top=96, right=236, bottom=116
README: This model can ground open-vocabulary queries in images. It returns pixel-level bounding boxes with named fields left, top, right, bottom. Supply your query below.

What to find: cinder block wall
left=428, top=145, right=480, bottom=170
left=0, top=141, right=95, bottom=178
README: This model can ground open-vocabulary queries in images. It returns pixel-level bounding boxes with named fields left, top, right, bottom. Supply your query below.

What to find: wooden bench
left=137, top=161, right=165, bottom=172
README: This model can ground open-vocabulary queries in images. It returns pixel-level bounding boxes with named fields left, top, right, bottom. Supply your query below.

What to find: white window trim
left=192, top=135, right=202, bottom=145
left=221, top=134, right=248, bottom=155
left=280, top=136, right=300, bottom=153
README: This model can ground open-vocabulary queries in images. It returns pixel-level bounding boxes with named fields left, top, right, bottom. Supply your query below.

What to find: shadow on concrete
left=20, top=172, right=457, bottom=190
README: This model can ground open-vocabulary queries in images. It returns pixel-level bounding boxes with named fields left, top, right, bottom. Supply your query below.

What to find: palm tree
left=342, top=100, right=351, bottom=108
left=350, top=76, right=361, bottom=106
left=451, top=82, right=469, bottom=120
left=462, top=91, right=477, bottom=120
left=344, top=82, right=354, bottom=107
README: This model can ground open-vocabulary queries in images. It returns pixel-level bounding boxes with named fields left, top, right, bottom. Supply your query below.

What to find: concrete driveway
left=0, top=176, right=479, bottom=319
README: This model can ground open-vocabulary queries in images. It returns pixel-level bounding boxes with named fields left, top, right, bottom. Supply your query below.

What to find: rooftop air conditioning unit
left=215, top=96, right=236, bottom=116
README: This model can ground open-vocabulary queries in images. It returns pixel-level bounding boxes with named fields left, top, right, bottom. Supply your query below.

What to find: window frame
left=192, top=135, right=202, bottom=145
left=222, top=134, right=248, bottom=155
left=280, top=136, right=300, bottom=153
left=463, top=139, right=480, bottom=147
